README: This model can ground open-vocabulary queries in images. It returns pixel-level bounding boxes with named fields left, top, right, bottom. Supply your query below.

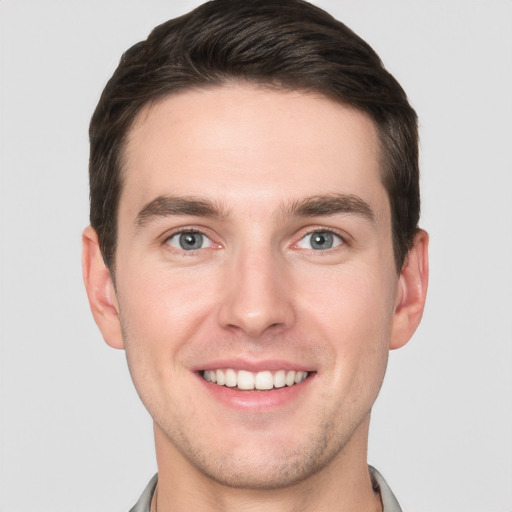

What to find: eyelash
left=163, top=228, right=217, bottom=252
left=293, top=227, right=347, bottom=251
left=162, top=226, right=348, bottom=254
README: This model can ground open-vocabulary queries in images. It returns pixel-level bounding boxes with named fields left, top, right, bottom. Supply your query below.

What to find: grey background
left=1, top=1, right=511, bottom=511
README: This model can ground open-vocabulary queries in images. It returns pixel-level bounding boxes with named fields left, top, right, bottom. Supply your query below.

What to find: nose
left=217, top=246, right=295, bottom=339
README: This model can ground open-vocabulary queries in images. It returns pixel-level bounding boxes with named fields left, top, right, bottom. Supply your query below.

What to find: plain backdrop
left=1, top=1, right=511, bottom=511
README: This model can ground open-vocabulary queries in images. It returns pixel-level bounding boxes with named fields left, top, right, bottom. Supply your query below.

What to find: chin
left=193, top=453, right=325, bottom=490
left=173, top=422, right=350, bottom=491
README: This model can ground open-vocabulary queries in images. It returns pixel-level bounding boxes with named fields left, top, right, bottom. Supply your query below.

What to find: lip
left=193, top=359, right=316, bottom=411
left=192, top=358, right=313, bottom=373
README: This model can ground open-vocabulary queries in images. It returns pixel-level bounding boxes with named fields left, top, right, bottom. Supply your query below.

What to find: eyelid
left=292, top=226, right=348, bottom=250
left=162, top=227, right=221, bottom=251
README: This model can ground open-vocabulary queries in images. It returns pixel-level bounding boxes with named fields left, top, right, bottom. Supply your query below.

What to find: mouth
left=202, top=369, right=309, bottom=391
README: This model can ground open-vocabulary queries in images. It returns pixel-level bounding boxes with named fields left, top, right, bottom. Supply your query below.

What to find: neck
left=152, top=417, right=382, bottom=512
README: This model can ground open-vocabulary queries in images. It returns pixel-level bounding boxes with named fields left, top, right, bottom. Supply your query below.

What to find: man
left=82, top=0, right=428, bottom=510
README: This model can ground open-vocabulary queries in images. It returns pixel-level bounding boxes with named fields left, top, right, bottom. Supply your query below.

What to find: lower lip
left=196, top=373, right=314, bottom=411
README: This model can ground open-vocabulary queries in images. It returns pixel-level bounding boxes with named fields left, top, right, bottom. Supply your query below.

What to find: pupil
left=311, top=232, right=333, bottom=250
left=179, top=233, right=203, bottom=250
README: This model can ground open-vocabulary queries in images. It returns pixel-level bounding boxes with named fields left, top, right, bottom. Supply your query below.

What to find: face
left=107, top=84, right=404, bottom=488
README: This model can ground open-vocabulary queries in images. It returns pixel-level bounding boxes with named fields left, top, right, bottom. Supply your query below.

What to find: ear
left=82, top=226, right=125, bottom=349
left=390, top=229, right=429, bottom=350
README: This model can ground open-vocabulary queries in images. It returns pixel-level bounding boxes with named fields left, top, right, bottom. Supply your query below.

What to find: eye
left=296, top=231, right=343, bottom=250
left=166, top=231, right=213, bottom=251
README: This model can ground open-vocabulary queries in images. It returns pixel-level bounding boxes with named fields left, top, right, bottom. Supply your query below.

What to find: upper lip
left=192, top=359, right=314, bottom=373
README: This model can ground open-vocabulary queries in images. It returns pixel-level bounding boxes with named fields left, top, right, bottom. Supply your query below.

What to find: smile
left=202, top=369, right=309, bottom=391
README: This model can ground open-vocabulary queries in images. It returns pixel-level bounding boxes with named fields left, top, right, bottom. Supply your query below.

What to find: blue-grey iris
left=179, top=232, right=204, bottom=250
left=311, top=232, right=334, bottom=250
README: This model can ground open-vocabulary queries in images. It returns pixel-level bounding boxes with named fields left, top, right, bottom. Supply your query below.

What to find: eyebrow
left=284, top=193, right=375, bottom=222
left=135, top=195, right=228, bottom=227
left=134, top=192, right=375, bottom=228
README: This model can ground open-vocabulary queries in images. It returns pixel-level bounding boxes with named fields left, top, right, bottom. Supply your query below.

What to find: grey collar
left=130, top=467, right=402, bottom=512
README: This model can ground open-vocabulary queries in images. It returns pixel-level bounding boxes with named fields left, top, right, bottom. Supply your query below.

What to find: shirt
left=129, top=466, right=403, bottom=512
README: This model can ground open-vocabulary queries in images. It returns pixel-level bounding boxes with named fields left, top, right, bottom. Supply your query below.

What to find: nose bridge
left=218, top=239, right=294, bottom=338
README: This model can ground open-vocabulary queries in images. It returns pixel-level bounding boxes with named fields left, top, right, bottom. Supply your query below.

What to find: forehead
left=121, top=84, right=387, bottom=221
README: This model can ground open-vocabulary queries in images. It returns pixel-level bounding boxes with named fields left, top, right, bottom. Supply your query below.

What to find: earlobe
left=82, top=226, right=125, bottom=349
left=390, top=229, right=429, bottom=350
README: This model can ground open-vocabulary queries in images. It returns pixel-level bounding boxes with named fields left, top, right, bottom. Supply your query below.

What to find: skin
left=83, top=84, right=428, bottom=512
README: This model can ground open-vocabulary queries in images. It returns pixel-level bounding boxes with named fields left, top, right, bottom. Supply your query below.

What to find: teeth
left=225, top=368, right=237, bottom=387
left=216, top=369, right=226, bottom=385
left=255, top=371, right=273, bottom=390
left=274, top=369, right=286, bottom=388
left=295, top=371, right=307, bottom=384
left=238, top=370, right=255, bottom=390
left=285, top=370, right=296, bottom=386
left=204, top=370, right=216, bottom=383
left=202, top=369, right=309, bottom=390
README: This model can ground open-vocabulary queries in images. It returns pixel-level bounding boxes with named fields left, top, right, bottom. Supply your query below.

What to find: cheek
left=296, top=262, right=396, bottom=381
left=117, top=261, right=217, bottom=336
left=115, top=263, right=218, bottom=384
left=115, top=267, right=216, bottom=423
left=298, top=262, right=396, bottom=332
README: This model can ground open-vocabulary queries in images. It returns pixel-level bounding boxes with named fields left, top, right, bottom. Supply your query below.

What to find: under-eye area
left=202, top=369, right=310, bottom=391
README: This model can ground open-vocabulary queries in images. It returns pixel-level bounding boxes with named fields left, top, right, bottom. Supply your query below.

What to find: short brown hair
left=89, top=0, right=419, bottom=272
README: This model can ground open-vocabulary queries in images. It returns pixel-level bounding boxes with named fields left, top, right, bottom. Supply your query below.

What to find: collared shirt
left=129, top=466, right=403, bottom=512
